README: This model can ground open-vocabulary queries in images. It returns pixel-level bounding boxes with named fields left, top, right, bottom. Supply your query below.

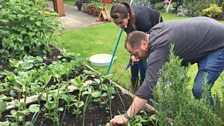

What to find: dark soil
left=1, top=87, right=154, bottom=126
left=28, top=87, right=133, bottom=126
left=0, top=48, right=61, bottom=71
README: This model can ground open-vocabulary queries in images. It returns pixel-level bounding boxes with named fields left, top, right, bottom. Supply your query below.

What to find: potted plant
left=75, top=0, right=82, bottom=11
left=87, top=2, right=97, bottom=16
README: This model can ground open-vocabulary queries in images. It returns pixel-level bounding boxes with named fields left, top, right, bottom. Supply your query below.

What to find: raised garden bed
left=0, top=49, right=155, bottom=126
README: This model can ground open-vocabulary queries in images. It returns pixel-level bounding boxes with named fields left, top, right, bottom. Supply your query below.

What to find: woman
left=110, top=2, right=163, bottom=93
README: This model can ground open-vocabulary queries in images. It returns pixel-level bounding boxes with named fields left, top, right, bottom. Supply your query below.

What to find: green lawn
left=59, top=11, right=224, bottom=95
left=64, top=0, right=75, bottom=6
left=59, top=23, right=130, bottom=89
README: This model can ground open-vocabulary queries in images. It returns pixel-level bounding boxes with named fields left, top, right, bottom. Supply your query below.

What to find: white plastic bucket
left=89, top=54, right=117, bottom=67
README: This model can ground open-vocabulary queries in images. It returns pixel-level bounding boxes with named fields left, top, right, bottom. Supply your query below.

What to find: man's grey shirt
left=136, top=17, right=224, bottom=100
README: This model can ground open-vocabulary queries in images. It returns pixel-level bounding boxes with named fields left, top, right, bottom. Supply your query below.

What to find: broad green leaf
left=82, top=91, right=91, bottom=96
left=0, top=95, right=13, bottom=101
left=35, top=22, right=41, bottom=26
left=0, top=122, right=10, bottom=126
left=94, top=79, right=100, bottom=84
left=0, top=19, right=9, bottom=23
left=91, top=91, right=101, bottom=98
left=25, top=121, right=34, bottom=126
left=10, top=122, right=19, bottom=126
left=42, top=74, right=52, bottom=84
left=58, top=107, right=64, bottom=112
left=0, top=100, right=7, bottom=113
left=28, top=104, right=40, bottom=113
left=21, top=62, right=33, bottom=70
left=45, top=101, right=56, bottom=110
left=74, top=101, right=84, bottom=108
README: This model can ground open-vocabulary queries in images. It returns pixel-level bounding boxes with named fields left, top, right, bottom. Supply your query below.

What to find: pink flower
left=164, top=0, right=170, bottom=4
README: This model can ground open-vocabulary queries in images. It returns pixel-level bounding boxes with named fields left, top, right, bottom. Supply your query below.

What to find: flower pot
left=77, top=5, right=82, bottom=11
left=82, top=3, right=88, bottom=13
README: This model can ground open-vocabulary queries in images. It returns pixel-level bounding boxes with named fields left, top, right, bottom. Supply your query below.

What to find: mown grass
left=59, top=23, right=131, bottom=88
left=58, top=6, right=224, bottom=95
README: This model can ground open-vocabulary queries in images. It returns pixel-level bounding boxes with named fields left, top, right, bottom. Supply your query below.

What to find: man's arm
left=110, top=96, right=147, bottom=126
left=110, top=48, right=169, bottom=126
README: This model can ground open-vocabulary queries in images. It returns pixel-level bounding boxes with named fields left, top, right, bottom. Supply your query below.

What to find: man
left=110, top=17, right=224, bottom=126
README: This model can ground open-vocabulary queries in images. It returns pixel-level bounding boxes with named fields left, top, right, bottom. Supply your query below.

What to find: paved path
left=47, top=1, right=103, bottom=30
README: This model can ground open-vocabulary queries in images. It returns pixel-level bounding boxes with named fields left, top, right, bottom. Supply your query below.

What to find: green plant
left=153, top=2, right=165, bottom=11
left=83, top=0, right=92, bottom=3
left=182, top=0, right=211, bottom=16
left=0, top=0, right=61, bottom=58
left=202, top=4, right=222, bottom=18
left=132, top=0, right=151, bottom=8
left=208, top=0, right=224, bottom=6
left=81, top=86, right=93, bottom=126
left=0, top=99, right=7, bottom=118
left=213, top=75, right=224, bottom=121
left=7, top=103, right=40, bottom=126
left=126, top=110, right=151, bottom=126
left=44, top=90, right=64, bottom=126
left=152, top=45, right=223, bottom=126
left=1, top=54, right=85, bottom=125
left=177, top=6, right=189, bottom=16
left=6, top=70, right=38, bottom=125
left=88, top=2, right=97, bottom=8
left=9, top=55, right=44, bottom=71
left=70, top=76, right=88, bottom=117
left=91, top=75, right=116, bottom=114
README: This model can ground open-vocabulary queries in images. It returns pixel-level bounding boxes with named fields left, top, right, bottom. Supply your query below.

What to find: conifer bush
left=152, top=45, right=224, bottom=126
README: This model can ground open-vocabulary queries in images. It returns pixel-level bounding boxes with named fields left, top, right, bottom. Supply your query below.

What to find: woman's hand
left=131, top=55, right=139, bottom=63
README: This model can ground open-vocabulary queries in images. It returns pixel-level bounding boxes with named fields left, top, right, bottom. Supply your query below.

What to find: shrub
left=182, top=0, right=211, bottom=16
left=150, top=0, right=163, bottom=5
left=202, top=4, right=222, bottom=18
left=177, top=6, right=189, bottom=16
left=153, top=2, right=165, bottom=11
left=152, top=45, right=224, bottom=126
left=131, top=0, right=151, bottom=8
left=83, top=0, right=92, bottom=3
left=0, top=0, right=61, bottom=58
left=212, top=74, right=224, bottom=121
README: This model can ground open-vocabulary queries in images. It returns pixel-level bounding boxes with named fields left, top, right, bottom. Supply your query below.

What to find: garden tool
left=106, top=28, right=124, bottom=75
left=106, top=0, right=134, bottom=75
left=123, top=56, right=132, bottom=71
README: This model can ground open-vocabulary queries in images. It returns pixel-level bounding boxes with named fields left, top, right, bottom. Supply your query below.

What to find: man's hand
left=110, top=114, right=128, bottom=126
left=110, top=97, right=147, bottom=126
left=131, top=55, right=139, bottom=63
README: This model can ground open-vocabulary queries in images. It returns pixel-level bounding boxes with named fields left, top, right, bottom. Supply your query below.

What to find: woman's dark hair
left=110, top=2, right=136, bottom=34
